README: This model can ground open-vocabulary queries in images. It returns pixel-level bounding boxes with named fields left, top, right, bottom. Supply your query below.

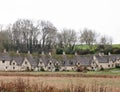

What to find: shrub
left=40, top=67, right=45, bottom=71
left=76, top=49, right=91, bottom=55
left=77, top=66, right=86, bottom=72
left=112, top=47, right=120, bottom=54
left=100, top=67, right=104, bottom=71
left=56, top=48, right=63, bottom=54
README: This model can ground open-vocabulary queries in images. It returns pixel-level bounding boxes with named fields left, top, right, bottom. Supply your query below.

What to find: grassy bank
left=0, top=71, right=120, bottom=78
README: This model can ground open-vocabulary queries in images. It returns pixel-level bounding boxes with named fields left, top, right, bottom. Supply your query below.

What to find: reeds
left=0, top=78, right=119, bottom=92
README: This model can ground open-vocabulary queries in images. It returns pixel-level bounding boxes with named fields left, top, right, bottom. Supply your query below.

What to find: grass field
left=0, top=70, right=120, bottom=77
left=0, top=71, right=120, bottom=91
left=0, top=76, right=120, bottom=88
left=112, top=44, right=120, bottom=48
left=0, top=75, right=120, bottom=92
left=75, top=44, right=120, bottom=50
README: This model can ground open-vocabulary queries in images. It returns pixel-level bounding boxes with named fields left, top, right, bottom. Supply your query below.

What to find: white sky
left=0, top=0, right=120, bottom=44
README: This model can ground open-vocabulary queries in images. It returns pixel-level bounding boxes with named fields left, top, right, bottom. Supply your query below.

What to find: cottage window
left=6, top=66, right=7, bottom=69
left=56, top=63, right=58, bottom=66
left=13, top=67, right=15, bottom=69
left=2, top=60, right=5, bottom=63
left=40, top=62, right=42, bottom=64
left=108, top=65, right=110, bottom=67
left=48, top=67, right=51, bottom=69
left=25, top=61, right=27, bottom=64
left=100, top=65, right=102, bottom=68
left=27, top=67, right=29, bottom=70
left=92, top=67, right=94, bottom=69
left=13, top=63, right=15, bottom=65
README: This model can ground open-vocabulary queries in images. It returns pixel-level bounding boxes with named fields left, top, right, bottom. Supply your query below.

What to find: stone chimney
left=49, top=52, right=51, bottom=56
left=16, top=50, right=19, bottom=54
left=16, top=50, right=20, bottom=55
left=41, top=51, right=45, bottom=55
left=63, top=51, right=66, bottom=55
left=93, top=55, right=96, bottom=60
left=75, top=52, right=78, bottom=56
left=98, top=52, right=102, bottom=56
left=3, top=49, right=7, bottom=53
left=102, top=52, right=104, bottom=56
left=108, top=52, right=111, bottom=56
left=98, top=52, right=105, bottom=56
left=28, top=51, right=30, bottom=54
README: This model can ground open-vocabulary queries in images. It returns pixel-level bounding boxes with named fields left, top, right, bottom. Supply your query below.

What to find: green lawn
left=75, top=44, right=120, bottom=50
left=87, top=68, right=120, bottom=75
left=112, top=44, right=120, bottom=48
left=0, top=70, right=120, bottom=77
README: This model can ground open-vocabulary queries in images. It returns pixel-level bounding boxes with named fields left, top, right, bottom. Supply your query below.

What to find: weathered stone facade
left=0, top=51, right=119, bottom=71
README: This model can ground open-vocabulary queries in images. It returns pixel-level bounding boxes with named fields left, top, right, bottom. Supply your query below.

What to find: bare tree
left=0, top=30, right=12, bottom=51
left=39, top=20, right=57, bottom=50
left=46, top=26, right=57, bottom=49
left=12, top=19, right=23, bottom=45
left=100, top=35, right=113, bottom=45
left=12, top=19, right=39, bottom=52
left=56, top=32, right=64, bottom=48
left=100, top=35, right=107, bottom=45
left=57, top=28, right=77, bottom=48
left=80, top=28, right=98, bottom=45
left=108, top=36, right=113, bottom=45
left=0, top=24, right=3, bottom=31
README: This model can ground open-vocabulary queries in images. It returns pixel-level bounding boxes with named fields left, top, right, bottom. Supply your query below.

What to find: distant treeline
left=0, top=19, right=118, bottom=54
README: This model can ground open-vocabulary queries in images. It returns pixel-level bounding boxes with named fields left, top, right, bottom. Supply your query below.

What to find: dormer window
left=100, top=65, right=103, bottom=68
left=40, top=62, right=42, bottom=64
left=56, top=63, right=58, bottom=66
left=78, top=63, right=80, bottom=65
left=2, top=60, right=5, bottom=63
left=25, top=61, right=27, bottom=64
left=13, top=67, right=15, bottom=69
left=112, top=64, right=114, bottom=67
left=49, top=62, right=51, bottom=65
left=13, top=63, right=15, bottom=65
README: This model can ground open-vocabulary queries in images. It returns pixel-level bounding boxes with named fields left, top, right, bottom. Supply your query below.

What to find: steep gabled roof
left=39, top=55, right=49, bottom=66
left=74, top=55, right=92, bottom=66
left=108, top=55, right=116, bottom=62
left=114, top=54, right=120, bottom=60
left=60, top=55, right=72, bottom=66
left=0, top=53, right=11, bottom=61
left=45, top=55, right=59, bottom=66
left=11, top=56, right=24, bottom=65
left=95, top=56, right=109, bottom=63
left=69, top=59, right=76, bottom=66
left=26, top=55, right=38, bottom=67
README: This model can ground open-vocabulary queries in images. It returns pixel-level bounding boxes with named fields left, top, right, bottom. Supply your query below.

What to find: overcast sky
left=0, top=0, right=120, bottom=44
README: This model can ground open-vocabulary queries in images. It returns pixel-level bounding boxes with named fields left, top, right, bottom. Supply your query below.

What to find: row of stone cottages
left=0, top=50, right=120, bottom=71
